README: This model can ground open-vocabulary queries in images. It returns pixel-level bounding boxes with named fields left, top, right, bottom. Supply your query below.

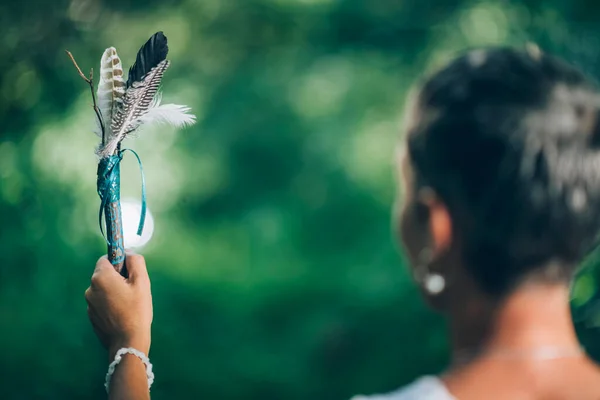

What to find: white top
left=351, top=376, right=456, bottom=400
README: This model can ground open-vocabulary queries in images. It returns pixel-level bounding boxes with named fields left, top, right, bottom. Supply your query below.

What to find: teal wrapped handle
left=97, top=154, right=126, bottom=273
left=97, top=150, right=146, bottom=276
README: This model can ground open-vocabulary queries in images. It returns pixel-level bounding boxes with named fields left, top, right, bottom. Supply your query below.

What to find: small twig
left=65, top=50, right=90, bottom=83
left=65, top=50, right=106, bottom=145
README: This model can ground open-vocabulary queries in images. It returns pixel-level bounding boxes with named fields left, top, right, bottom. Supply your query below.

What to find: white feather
left=95, top=47, right=125, bottom=139
left=138, top=103, right=196, bottom=128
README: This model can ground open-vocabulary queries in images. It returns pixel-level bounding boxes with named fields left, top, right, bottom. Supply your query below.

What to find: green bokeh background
left=1, top=0, right=600, bottom=399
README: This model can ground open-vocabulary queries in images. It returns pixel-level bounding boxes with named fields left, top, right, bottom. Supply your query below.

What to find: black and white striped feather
left=98, top=60, right=169, bottom=157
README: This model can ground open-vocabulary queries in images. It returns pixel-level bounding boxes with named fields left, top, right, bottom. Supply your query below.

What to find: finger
left=87, top=304, right=100, bottom=322
left=94, top=255, right=117, bottom=274
left=87, top=305, right=99, bottom=327
left=85, top=287, right=92, bottom=305
left=86, top=293, right=99, bottom=315
left=125, top=253, right=150, bottom=287
left=87, top=305, right=95, bottom=320
left=87, top=307, right=109, bottom=348
left=91, top=256, right=124, bottom=289
left=87, top=305, right=104, bottom=332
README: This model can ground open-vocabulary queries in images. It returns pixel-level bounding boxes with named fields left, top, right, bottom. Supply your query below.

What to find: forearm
left=108, top=354, right=150, bottom=400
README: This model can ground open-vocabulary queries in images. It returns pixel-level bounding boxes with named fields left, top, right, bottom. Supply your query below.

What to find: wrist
left=108, top=335, right=150, bottom=361
left=104, top=347, right=155, bottom=394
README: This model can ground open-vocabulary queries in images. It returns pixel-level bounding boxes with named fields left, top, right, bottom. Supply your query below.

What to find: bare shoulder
left=442, top=360, right=537, bottom=400
left=443, top=357, right=600, bottom=400
left=555, top=358, right=600, bottom=400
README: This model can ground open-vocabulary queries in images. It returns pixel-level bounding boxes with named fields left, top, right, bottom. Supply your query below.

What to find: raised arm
left=85, top=254, right=153, bottom=400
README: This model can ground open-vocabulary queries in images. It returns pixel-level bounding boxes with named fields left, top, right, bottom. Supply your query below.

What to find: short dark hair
left=407, top=47, right=600, bottom=296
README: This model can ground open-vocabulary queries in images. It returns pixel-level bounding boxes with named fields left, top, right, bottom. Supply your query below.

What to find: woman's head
left=396, top=47, right=600, bottom=300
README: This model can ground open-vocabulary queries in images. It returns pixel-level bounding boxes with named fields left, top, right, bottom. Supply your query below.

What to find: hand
left=85, top=253, right=153, bottom=360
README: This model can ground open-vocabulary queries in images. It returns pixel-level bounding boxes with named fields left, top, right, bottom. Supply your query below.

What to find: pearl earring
left=415, top=247, right=446, bottom=295
left=423, top=273, right=445, bottom=295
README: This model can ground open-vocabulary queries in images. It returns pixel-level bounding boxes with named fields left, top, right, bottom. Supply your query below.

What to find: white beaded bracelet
left=105, top=347, right=154, bottom=393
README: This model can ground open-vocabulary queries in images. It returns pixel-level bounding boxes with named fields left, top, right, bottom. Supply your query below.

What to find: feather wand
left=67, top=32, right=195, bottom=276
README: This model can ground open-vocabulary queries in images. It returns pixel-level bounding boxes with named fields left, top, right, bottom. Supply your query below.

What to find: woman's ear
left=418, top=188, right=452, bottom=254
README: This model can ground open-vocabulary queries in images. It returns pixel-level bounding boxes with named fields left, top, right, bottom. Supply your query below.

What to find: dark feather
left=126, top=31, right=169, bottom=88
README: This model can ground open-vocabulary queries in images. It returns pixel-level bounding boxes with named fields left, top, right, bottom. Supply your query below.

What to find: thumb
left=125, top=253, right=149, bottom=287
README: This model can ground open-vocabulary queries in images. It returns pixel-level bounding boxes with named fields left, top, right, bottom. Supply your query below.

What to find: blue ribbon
left=97, top=149, right=147, bottom=245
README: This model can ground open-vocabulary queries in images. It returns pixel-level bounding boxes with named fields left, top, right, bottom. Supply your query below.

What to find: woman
left=86, top=47, right=600, bottom=399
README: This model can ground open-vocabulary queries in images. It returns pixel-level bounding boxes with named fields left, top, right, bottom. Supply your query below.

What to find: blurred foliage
left=1, top=0, right=600, bottom=399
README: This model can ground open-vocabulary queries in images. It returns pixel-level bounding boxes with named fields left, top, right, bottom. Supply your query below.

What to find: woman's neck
left=448, top=282, right=580, bottom=359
